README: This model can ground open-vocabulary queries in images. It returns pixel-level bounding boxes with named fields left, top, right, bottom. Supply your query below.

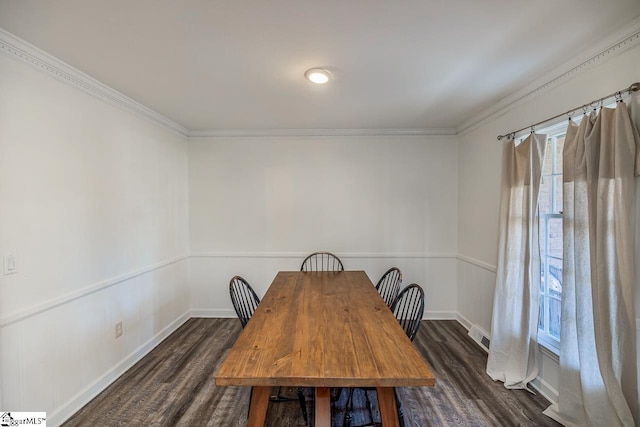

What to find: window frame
left=528, top=106, right=615, bottom=357
left=518, top=122, right=568, bottom=356
left=538, top=130, right=563, bottom=353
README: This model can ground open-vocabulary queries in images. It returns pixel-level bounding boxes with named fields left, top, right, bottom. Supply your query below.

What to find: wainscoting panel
left=456, top=257, right=496, bottom=335
left=189, top=252, right=458, bottom=320
left=0, top=258, right=190, bottom=426
left=456, top=256, right=559, bottom=403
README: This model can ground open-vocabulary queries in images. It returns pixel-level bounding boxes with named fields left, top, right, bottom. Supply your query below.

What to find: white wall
left=188, top=135, right=458, bottom=318
left=2, top=21, right=638, bottom=426
left=456, top=43, right=640, bottom=401
left=0, top=53, right=190, bottom=424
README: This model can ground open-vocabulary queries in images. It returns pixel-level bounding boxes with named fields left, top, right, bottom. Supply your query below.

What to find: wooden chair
left=344, top=284, right=425, bottom=427
left=229, top=276, right=309, bottom=424
left=300, top=251, right=344, bottom=271
left=375, top=267, right=402, bottom=308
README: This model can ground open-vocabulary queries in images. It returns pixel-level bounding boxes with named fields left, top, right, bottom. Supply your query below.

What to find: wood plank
left=215, top=271, right=435, bottom=388
left=63, top=318, right=560, bottom=427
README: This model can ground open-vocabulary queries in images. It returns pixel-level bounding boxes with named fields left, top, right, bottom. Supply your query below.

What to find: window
left=538, top=129, right=565, bottom=352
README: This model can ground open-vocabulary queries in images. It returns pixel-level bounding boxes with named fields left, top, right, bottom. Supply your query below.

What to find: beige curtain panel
left=487, top=133, right=546, bottom=389
left=544, top=100, right=639, bottom=426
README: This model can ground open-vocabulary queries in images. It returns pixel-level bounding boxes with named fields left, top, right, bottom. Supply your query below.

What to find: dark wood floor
left=63, top=318, right=559, bottom=426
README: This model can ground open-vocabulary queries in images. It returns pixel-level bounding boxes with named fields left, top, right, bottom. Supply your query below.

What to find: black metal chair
left=344, top=284, right=425, bottom=427
left=229, top=276, right=260, bottom=329
left=229, top=276, right=309, bottom=424
left=300, top=251, right=344, bottom=271
left=391, top=284, right=425, bottom=342
left=300, top=251, right=345, bottom=404
left=375, top=267, right=402, bottom=308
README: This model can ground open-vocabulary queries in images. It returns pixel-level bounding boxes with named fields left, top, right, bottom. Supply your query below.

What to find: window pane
left=539, top=177, right=552, bottom=214
left=543, top=140, right=553, bottom=176
left=548, top=218, right=562, bottom=259
left=539, top=219, right=547, bottom=258
left=539, top=129, right=564, bottom=351
left=549, top=297, right=561, bottom=339
left=554, top=175, right=563, bottom=213
left=548, top=257, right=562, bottom=297
left=553, top=175, right=562, bottom=213
left=554, top=136, right=565, bottom=174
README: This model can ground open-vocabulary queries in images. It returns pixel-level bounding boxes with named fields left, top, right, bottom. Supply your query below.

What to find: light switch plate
left=3, top=254, right=17, bottom=275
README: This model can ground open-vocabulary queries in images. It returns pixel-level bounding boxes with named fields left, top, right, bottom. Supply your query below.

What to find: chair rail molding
left=0, top=27, right=189, bottom=137
left=456, top=254, right=497, bottom=273
left=189, top=251, right=458, bottom=259
left=0, top=255, right=189, bottom=327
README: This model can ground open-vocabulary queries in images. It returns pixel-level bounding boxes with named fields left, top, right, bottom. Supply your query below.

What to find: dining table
left=215, top=270, right=435, bottom=426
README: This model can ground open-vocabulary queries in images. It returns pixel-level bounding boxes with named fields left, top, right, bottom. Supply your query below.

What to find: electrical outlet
left=3, top=254, right=17, bottom=275
left=115, top=321, right=123, bottom=339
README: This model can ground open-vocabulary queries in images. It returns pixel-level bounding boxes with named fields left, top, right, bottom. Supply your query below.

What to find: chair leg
left=343, top=388, right=355, bottom=427
left=364, top=389, right=374, bottom=423
left=333, top=387, right=343, bottom=402
left=297, top=387, right=308, bottom=425
left=395, top=388, right=405, bottom=427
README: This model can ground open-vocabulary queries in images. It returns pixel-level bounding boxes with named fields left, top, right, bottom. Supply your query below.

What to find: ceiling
left=1, top=0, right=639, bottom=132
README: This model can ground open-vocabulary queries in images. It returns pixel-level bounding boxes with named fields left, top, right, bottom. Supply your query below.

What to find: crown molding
left=0, top=27, right=189, bottom=137
left=456, top=16, right=640, bottom=136
left=3, top=15, right=639, bottom=141
left=187, top=127, right=457, bottom=138
left=0, top=31, right=455, bottom=140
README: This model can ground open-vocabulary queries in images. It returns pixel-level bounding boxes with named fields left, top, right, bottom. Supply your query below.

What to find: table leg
left=315, top=387, right=331, bottom=427
left=376, top=387, right=399, bottom=427
left=247, top=386, right=270, bottom=427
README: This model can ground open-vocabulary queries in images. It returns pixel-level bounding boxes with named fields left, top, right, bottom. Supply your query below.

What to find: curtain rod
left=496, top=82, right=640, bottom=141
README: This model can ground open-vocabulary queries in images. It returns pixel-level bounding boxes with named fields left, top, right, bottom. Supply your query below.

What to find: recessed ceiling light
left=305, top=68, right=331, bottom=84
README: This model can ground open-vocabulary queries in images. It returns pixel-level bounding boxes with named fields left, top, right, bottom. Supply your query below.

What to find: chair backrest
left=375, top=267, right=402, bottom=308
left=391, top=284, right=425, bottom=342
left=229, top=276, right=261, bottom=329
left=300, top=251, right=344, bottom=272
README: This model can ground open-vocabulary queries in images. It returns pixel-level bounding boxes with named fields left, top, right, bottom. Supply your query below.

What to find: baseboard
left=46, top=308, right=558, bottom=425
left=189, top=308, right=236, bottom=318
left=456, top=312, right=473, bottom=330
left=49, top=310, right=191, bottom=426
left=454, top=312, right=559, bottom=405
left=530, top=376, right=559, bottom=404
left=423, top=310, right=457, bottom=320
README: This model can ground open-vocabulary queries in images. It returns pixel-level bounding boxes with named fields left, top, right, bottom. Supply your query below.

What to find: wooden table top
left=215, top=271, right=435, bottom=388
